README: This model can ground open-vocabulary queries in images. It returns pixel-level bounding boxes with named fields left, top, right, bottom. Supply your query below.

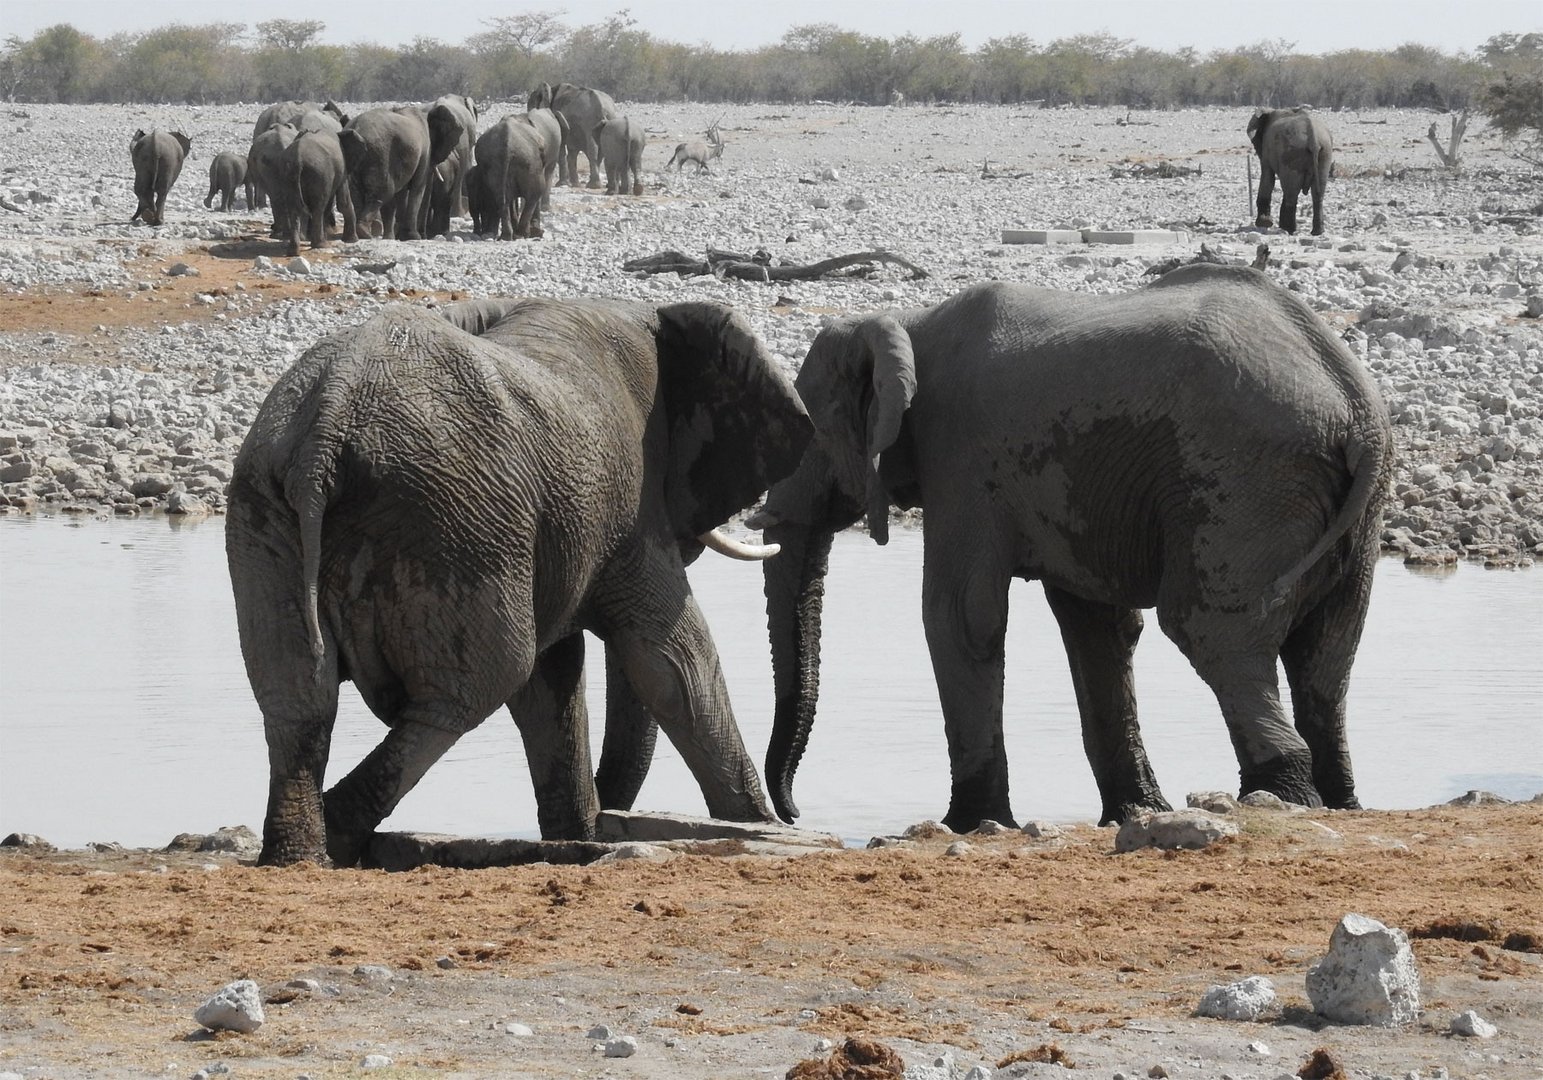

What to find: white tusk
left=698, top=529, right=781, bottom=561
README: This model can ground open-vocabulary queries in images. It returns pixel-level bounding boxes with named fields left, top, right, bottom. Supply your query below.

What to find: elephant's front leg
left=507, top=633, right=600, bottom=840
left=921, top=534, right=1015, bottom=832
left=1042, top=586, right=1169, bottom=825
left=322, top=708, right=466, bottom=867
left=1279, top=180, right=1301, bottom=235
left=595, top=541, right=773, bottom=825
left=1254, top=164, right=1277, bottom=228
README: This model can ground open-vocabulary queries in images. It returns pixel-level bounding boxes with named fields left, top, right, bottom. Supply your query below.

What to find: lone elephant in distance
left=752, top=264, right=1392, bottom=833
left=1248, top=107, right=1334, bottom=236
left=226, top=297, right=812, bottom=867
left=129, top=129, right=191, bottom=226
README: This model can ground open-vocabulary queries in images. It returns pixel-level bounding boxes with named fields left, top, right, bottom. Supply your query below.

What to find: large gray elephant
left=280, top=129, right=357, bottom=257
left=425, top=94, right=478, bottom=236
left=1248, top=107, right=1334, bottom=236
left=247, top=122, right=298, bottom=239
left=593, top=115, right=645, bottom=196
left=470, top=115, right=552, bottom=239
left=339, top=103, right=462, bottom=241
left=523, top=105, right=566, bottom=209
left=528, top=81, right=617, bottom=188
left=752, top=265, right=1392, bottom=833
left=129, top=129, right=190, bottom=226
left=205, top=151, right=249, bottom=212
left=226, top=297, right=811, bottom=867
left=251, top=102, right=347, bottom=209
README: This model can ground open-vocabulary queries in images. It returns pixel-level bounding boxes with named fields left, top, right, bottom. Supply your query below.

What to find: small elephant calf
left=205, top=151, right=250, bottom=212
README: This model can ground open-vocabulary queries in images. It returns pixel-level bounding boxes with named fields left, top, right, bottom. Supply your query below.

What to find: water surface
left=1, top=515, right=1538, bottom=849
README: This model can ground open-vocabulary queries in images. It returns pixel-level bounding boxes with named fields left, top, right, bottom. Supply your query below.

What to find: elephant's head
left=749, top=313, right=917, bottom=822
left=171, top=131, right=192, bottom=157
left=528, top=82, right=553, bottom=111
left=129, top=128, right=146, bottom=152
left=323, top=99, right=350, bottom=127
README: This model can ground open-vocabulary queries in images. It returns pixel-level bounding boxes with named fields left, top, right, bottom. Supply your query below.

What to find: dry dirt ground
left=3, top=803, right=1541, bottom=1079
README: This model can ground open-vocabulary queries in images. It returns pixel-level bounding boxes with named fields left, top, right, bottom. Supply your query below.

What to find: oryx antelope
left=667, top=120, right=724, bottom=174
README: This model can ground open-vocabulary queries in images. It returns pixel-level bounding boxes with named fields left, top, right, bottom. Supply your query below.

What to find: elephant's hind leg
left=1162, top=605, right=1319, bottom=806
left=1042, top=586, right=1169, bottom=824
left=1279, top=549, right=1376, bottom=810
left=507, top=633, right=600, bottom=840
left=594, top=643, right=660, bottom=812
left=322, top=705, right=469, bottom=867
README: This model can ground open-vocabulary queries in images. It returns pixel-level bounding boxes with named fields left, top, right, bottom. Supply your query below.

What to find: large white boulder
left=1306, top=914, right=1421, bottom=1026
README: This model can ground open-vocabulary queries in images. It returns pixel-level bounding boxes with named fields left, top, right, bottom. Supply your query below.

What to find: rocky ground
left=1, top=101, right=1541, bottom=563
left=1, top=102, right=1542, bottom=1079
left=1, top=799, right=1541, bottom=1079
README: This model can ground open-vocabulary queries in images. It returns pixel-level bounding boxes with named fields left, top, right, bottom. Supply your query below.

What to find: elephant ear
left=427, top=104, right=462, bottom=167
left=337, top=128, right=366, bottom=171
left=528, top=82, right=552, bottom=111
left=796, top=314, right=916, bottom=545
left=655, top=303, right=813, bottom=539
left=173, top=132, right=191, bottom=155
left=130, top=129, right=146, bottom=150
left=1247, top=109, right=1269, bottom=154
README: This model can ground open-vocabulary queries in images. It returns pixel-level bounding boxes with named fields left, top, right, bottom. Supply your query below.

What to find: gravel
left=2, top=100, right=1540, bottom=565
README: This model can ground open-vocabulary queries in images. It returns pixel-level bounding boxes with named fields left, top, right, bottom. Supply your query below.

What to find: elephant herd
left=128, top=81, right=693, bottom=249
left=228, top=257, right=1391, bottom=867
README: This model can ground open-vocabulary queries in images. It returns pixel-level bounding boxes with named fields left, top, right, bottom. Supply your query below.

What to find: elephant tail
left=1262, top=424, right=1388, bottom=615
left=286, top=429, right=342, bottom=682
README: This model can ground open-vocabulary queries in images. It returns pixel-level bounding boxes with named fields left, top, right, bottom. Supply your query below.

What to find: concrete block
left=1080, top=229, right=1188, bottom=245
left=1002, top=228, right=1083, bottom=244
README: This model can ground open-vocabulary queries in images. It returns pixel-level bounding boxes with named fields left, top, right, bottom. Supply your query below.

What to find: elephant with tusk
left=227, top=296, right=811, bottom=867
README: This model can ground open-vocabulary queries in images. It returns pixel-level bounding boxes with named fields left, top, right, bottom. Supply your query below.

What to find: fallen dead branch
left=623, top=248, right=928, bottom=282
left=1109, top=161, right=1202, bottom=179
left=979, top=158, right=1033, bottom=179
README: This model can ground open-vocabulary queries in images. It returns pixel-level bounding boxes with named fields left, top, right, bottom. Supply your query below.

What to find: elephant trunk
left=761, top=518, right=835, bottom=824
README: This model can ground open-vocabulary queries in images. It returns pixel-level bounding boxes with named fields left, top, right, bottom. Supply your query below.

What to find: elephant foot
left=631, top=184, right=644, bottom=197
left=1240, top=750, right=1320, bottom=808
left=1311, top=225, right=1325, bottom=236
left=528, top=225, right=544, bottom=239
left=1098, top=792, right=1172, bottom=827
left=586, top=179, right=604, bottom=189
left=1254, top=214, right=1273, bottom=229
left=942, top=805, right=1018, bottom=834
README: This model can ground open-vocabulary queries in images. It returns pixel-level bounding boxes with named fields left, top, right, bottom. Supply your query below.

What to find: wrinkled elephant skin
left=227, top=297, right=812, bottom=866
left=758, top=265, right=1392, bottom=832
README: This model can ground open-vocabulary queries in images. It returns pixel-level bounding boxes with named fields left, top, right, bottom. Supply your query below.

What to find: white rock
left=1115, top=810, right=1238, bottom=852
left=1306, top=913, right=1422, bottom=1026
left=361, top=1053, right=393, bottom=1068
left=193, top=979, right=264, bottom=1033
left=603, top=1035, right=638, bottom=1057
left=1450, top=1009, right=1498, bottom=1038
left=1196, top=975, right=1277, bottom=1021
left=586, top=1024, right=612, bottom=1040
left=504, top=1022, right=534, bottom=1036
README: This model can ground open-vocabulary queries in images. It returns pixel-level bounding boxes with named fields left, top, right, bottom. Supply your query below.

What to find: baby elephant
left=205, top=151, right=250, bottom=212
left=129, top=129, right=191, bottom=226
left=592, top=116, right=645, bottom=196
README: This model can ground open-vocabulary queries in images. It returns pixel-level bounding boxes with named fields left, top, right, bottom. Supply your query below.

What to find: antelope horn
left=698, top=528, right=781, bottom=561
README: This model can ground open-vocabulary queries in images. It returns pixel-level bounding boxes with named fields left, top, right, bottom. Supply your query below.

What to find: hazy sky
left=3, top=0, right=1538, bottom=55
